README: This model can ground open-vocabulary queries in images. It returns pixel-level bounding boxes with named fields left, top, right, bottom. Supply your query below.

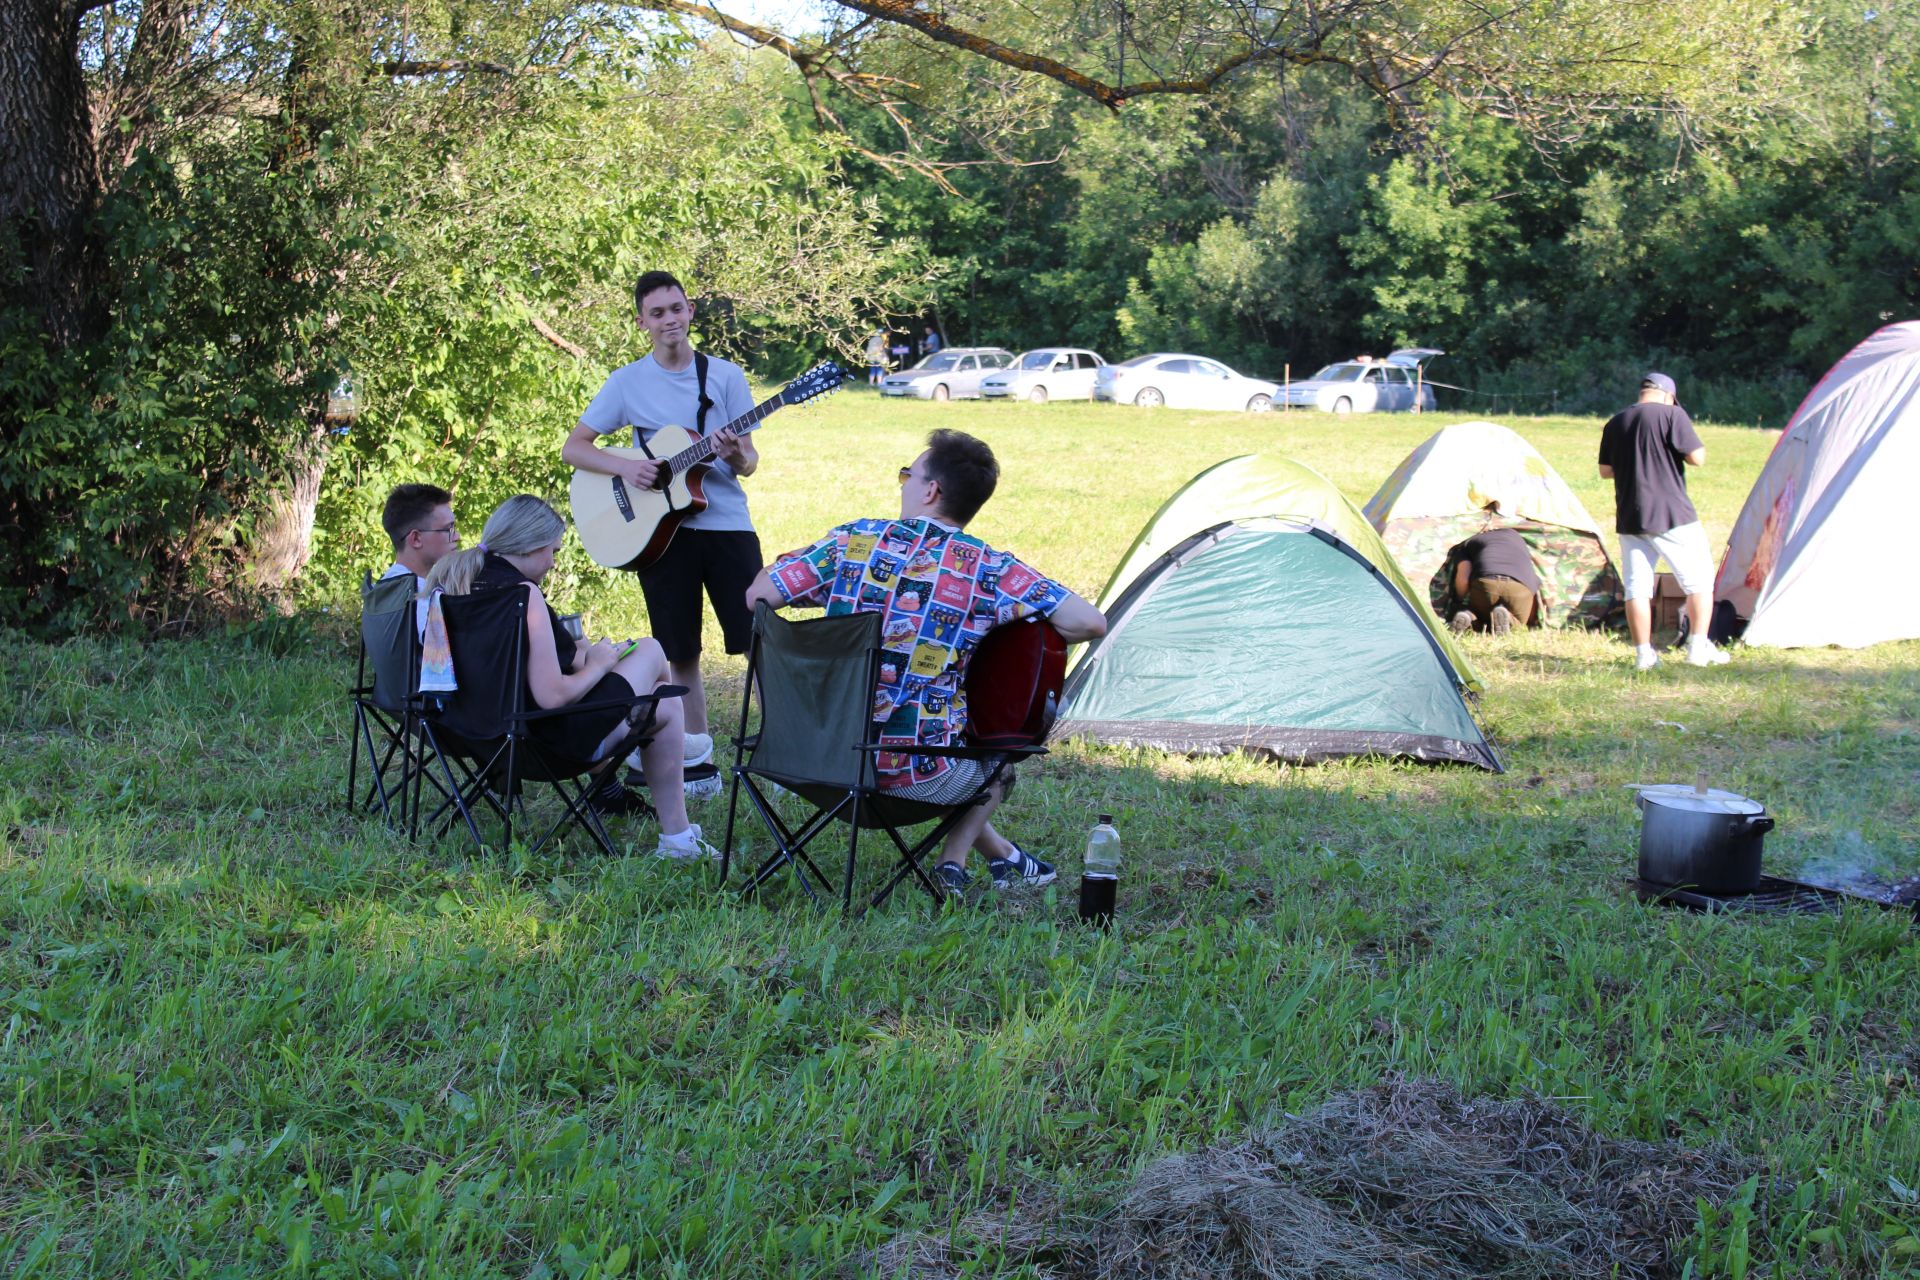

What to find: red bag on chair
left=963, top=619, right=1068, bottom=748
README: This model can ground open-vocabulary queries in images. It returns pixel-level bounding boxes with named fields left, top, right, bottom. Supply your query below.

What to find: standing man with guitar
left=563, top=271, right=759, bottom=783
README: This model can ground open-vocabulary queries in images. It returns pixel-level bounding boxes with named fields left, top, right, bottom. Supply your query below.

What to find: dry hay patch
left=861, top=1078, right=1763, bottom=1280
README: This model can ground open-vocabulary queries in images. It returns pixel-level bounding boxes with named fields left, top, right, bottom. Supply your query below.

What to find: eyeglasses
left=897, top=466, right=914, bottom=485
left=416, top=522, right=458, bottom=537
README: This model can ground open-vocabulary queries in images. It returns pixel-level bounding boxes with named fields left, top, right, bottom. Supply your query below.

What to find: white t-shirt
left=578, top=353, right=757, bottom=532
left=380, top=563, right=431, bottom=638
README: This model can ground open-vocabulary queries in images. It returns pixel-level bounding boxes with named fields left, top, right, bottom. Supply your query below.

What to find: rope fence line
left=1420, top=380, right=1562, bottom=416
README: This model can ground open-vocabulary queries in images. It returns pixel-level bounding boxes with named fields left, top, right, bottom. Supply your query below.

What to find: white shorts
left=1620, top=522, right=1715, bottom=600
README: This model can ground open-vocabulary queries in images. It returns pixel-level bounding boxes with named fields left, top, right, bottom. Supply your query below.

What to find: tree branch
left=825, top=0, right=1369, bottom=109
left=509, top=292, right=587, bottom=359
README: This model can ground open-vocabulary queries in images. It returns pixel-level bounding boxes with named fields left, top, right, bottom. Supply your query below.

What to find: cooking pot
left=1633, top=785, right=1775, bottom=894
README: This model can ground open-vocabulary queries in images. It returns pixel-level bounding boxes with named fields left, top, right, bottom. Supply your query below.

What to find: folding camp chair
left=411, top=587, right=682, bottom=858
left=347, top=569, right=429, bottom=827
left=719, top=602, right=1046, bottom=912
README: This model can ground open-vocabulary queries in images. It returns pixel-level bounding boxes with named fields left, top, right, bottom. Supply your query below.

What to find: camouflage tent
left=1365, top=422, right=1623, bottom=628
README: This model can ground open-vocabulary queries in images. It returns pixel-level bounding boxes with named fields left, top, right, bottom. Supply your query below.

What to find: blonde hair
left=426, top=494, right=566, bottom=595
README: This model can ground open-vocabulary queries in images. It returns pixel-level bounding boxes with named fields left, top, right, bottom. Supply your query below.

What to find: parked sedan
left=878, top=347, right=1015, bottom=401
left=1273, top=348, right=1443, bottom=413
left=1093, top=353, right=1279, bottom=412
left=980, top=348, right=1108, bottom=402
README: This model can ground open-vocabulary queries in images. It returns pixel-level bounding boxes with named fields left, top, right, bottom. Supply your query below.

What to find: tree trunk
left=0, top=0, right=103, bottom=348
left=248, top=425, right=332, bottom=603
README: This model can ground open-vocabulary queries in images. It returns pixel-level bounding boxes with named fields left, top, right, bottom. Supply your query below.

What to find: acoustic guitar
left=964, top=618, right=1068, bottom=749
left=571, top=360, right=845, bottom=571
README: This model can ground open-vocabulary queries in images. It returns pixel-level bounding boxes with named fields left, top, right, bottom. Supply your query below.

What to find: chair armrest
left=515, top=684, right=685, bottom=726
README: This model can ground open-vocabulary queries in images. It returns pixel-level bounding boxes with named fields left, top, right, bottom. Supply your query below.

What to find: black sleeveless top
left=472, top=553, right=577, bottom=671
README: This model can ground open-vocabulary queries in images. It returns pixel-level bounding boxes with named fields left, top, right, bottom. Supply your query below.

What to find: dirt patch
left=859, top=1078, right=1763, bottom=1280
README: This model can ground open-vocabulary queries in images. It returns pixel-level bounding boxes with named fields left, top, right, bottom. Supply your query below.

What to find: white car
left=980, top=348, right=1108, bottom=403
left=1274, top=348, right=1443, bottom=414
left=878, top=347, right=1015, bottom=401
left=1093, top=353, right=1279, bottom=412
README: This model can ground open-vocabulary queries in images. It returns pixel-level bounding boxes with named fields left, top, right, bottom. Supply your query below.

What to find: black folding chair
left=719, top=602, right=1046, bottom=912
left=411, top=587, right=682, bottom=858
left=347, top=570, right=429, bottom=827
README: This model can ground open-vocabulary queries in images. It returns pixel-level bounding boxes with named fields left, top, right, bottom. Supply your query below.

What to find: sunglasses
left=898, top=466, right=914, bottom=485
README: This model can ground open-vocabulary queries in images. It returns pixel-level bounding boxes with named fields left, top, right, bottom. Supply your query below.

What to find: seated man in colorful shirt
left=744, top=429, right=1107, bottom=897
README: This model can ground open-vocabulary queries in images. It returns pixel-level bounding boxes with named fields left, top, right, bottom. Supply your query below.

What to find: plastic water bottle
left=1079, top=814, right=1120, bottom=927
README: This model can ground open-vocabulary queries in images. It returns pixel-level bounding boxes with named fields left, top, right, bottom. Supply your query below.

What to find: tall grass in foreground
left=3, top=401, right=1917, bottom=1277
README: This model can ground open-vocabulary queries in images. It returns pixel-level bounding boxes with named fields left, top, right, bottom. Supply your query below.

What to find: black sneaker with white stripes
left=987, top=844, right=1056, bottom=889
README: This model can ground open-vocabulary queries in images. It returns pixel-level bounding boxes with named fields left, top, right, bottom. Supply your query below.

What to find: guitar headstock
left=779, top=360, right=847, bottom=407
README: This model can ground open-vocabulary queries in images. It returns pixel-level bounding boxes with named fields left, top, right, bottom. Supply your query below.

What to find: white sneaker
left=1634, top=646, right=1660, bottom=671
left=684, top=772, right=724, bottom=801
left=1686, top=639, right=1732, bottom=667
left=626, top=733, right=714, bottom=773
left=653, top=822, right=722, bottom=861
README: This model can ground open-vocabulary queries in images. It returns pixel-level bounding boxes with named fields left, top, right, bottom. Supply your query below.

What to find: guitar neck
left=664, top=395, right=783, bottom=472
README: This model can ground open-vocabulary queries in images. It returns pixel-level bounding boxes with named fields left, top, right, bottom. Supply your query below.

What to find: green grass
left=5, top=396, right=1919, bottom=1278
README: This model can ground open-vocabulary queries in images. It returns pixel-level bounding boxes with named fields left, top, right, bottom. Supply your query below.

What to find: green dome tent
left=1058, top=455, right=1500, bottom=771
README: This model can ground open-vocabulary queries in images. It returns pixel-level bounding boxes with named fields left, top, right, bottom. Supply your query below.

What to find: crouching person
left=743, top=429, right=1106, bottom=899
left=1446, top=527, right=1541, bottom=634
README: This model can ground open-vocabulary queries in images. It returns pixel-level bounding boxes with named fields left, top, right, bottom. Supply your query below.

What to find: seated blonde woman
left=426, top=494, right=715, bottom=860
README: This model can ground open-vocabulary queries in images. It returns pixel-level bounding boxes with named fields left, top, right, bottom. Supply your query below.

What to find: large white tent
left=1715, top=321, right=1920, bottom=648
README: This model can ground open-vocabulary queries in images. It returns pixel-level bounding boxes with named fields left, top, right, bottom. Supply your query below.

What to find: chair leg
left=735, top=781, right=846, bottom=906
left=865, top=791, right=996, bottom=914
left=347, top=703, right=364, bottom=814
left=362, top=731, right=404, bottom=821
left=501, top=739, right=516, bottom=852
left=843, top=793, right=862, bottom=914
left=423, top=727, right=490, bottom=851
left=719, top=767, right=744, bottom=884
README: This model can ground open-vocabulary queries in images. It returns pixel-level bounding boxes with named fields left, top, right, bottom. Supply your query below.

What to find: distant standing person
left=562, top=270, right=762, bottom=787
left=921, top=325, right=943, bottom=358
left=1598, top=372, right=1731, bottom=670
left=865, top=329, right=888, bottom=385
left=1444, top=527, right=1540, bottom=634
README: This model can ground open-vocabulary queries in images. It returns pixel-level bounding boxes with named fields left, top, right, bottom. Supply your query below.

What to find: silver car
left=878, top=347, right=1015, bottom=401
left=1273, top=348, right=1444, bottom=414
left=1093, top=353, right=1279, bottom=412
left=980, top=348, right=1108, bottom=403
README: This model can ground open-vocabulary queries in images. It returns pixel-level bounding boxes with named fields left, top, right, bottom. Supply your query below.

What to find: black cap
left=1099, top=813, right=1113, bottom=824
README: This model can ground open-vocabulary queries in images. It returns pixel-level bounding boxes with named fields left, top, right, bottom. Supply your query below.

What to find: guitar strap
left=694, top=352, right=714, bottom=436
left=629, top=353, right=717, bottom=452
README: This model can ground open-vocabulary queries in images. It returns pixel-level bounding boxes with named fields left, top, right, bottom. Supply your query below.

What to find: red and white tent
left=1715, top=321, right=1920, bottom=648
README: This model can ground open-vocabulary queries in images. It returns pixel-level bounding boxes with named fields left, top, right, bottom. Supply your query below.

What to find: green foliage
left=0, top=126, right=356, bottom=632
left=303, top=43, right=929, bottom=614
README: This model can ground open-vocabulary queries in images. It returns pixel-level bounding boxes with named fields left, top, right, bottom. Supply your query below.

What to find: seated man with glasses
left=744, top=429, right=1107, bottom=898
left=381, top=483, right=462, bottom=635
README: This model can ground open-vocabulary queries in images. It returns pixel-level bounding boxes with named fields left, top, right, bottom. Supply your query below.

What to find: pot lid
left=1629, top=783, right=1766, bottom=816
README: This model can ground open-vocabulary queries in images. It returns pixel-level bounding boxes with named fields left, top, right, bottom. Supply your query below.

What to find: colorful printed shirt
left=766, top=517, right=1070, bottom=790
